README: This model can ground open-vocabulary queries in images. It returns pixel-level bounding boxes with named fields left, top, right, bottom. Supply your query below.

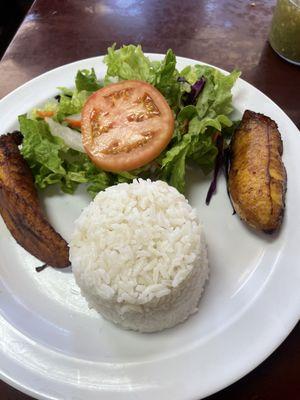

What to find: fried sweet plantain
left=0, top=132, right=69, bottom=267
left=228, top=110, right=287, bottom=233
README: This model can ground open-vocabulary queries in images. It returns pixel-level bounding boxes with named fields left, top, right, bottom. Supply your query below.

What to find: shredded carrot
left=64, top=118, right=82, bottom=128
left=36, top=110, right=55, bottom=118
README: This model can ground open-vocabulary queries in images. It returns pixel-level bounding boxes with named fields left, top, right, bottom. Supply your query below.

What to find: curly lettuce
left=18, top=44, right=240, bottom=196
left=19, top=115, right=110, bottom=196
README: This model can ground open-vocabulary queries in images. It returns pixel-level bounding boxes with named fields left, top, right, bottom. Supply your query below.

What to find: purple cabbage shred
left=205, top=137, right=236, bottom=213
left=223, top=148, right=236, bottom=214
left=205, top=134, right=224, bottom=205
left=183, top=76, right=206, bottom=105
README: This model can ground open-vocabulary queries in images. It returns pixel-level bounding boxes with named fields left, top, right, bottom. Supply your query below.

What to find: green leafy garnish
left=18, top=44, right=240, bottom=196
left=19, top=115, right=111, bottom=196
left=56, top=90, right=90, bottom=121
left=75, top=68, right=101, bottom=92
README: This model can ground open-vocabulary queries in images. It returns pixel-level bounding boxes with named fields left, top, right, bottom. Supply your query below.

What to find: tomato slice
left=81, top=80, right=174, bottom=172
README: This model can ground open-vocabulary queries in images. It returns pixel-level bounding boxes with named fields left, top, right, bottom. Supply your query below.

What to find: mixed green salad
left=18, top=44, right=240, bottom=197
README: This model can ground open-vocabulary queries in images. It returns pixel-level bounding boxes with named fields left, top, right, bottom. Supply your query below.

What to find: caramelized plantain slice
left=0, top=132, right=69, bottom=267
left=228, top=110, right=287, bottom=233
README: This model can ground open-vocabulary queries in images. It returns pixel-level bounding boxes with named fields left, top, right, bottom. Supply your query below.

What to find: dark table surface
left=0, top=0, right=299, bottom=399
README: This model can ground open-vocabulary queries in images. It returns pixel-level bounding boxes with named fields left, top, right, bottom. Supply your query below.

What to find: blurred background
left=0, top=0, right=33, bottom=58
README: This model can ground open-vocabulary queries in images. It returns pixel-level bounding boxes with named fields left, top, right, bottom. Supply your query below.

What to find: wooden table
left=0, top=0, right=299, bottom=399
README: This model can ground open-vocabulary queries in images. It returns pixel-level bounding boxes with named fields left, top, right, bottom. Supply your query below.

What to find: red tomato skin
left=81, top=80, right=174, bottom=172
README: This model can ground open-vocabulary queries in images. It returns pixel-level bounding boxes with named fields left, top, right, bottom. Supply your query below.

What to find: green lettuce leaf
left=28, top=100, right=59, bottom=120
left=57, top=86, right=74, bottom=97
left=19, top=115, right=111, bottom=195
left=30, top=68, right=101, bottom=123
left=20, top=44, right=240, bottom=197
left=178, top=65, right=240, bottom=118
left=19, top=115, right=66, bottom=175
left=159, top=65, right=240, bottom=192
left=180, top=65, right=203, bottom=84
left=56, top=90, right=91, bottom=121
left=104, top=45, right=181, bottom=107
left=168, top=148, right=188, bottom=194
left=161, top=114, right=232, bottom=192
left=75, top=68, right=101, bottom=92
left=153, top=49, right=180, bottom=107
left=104, top=43, right=157, bottom=84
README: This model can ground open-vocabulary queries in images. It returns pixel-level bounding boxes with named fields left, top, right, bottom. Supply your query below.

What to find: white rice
left=70, top=179, right=209, bottom=332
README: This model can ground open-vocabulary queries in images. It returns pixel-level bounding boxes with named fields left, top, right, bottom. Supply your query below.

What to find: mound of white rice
left=70, top=179, right=209, bottom=332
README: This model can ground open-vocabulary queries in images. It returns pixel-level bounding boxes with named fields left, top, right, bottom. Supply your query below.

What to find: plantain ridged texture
left=0, top=132, right=69, bottom=267
left=228, top=110, right=287, bottom=234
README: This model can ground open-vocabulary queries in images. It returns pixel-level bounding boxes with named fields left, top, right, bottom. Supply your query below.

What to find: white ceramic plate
left=0, top=55, right=299, bottom=400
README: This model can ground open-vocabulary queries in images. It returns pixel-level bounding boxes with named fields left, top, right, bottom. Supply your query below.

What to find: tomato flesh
left=81, top=80, right=174, bottom=172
